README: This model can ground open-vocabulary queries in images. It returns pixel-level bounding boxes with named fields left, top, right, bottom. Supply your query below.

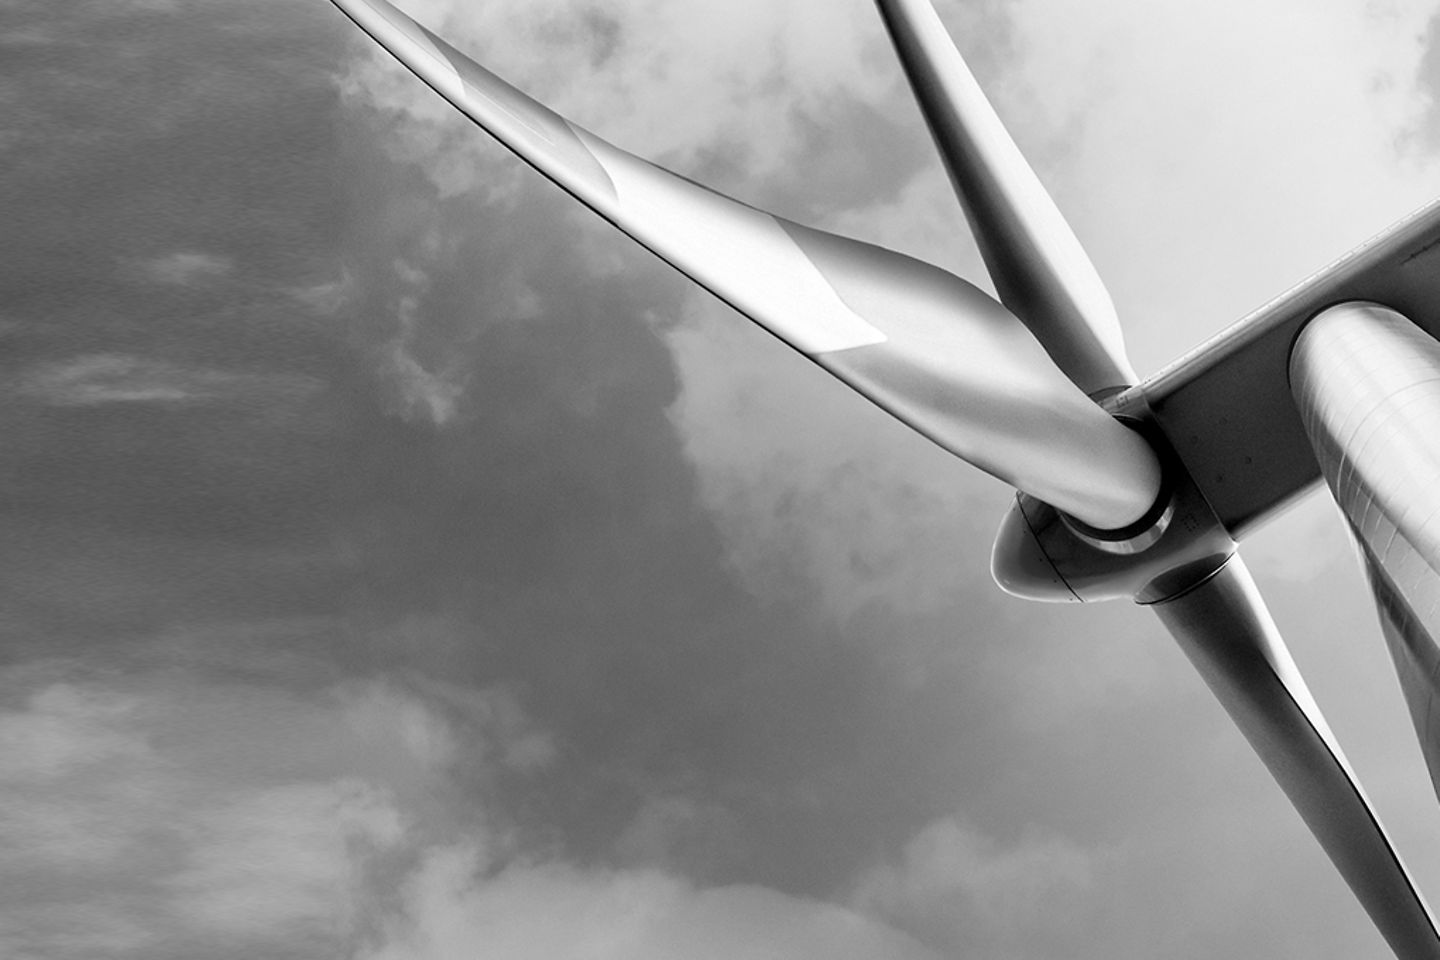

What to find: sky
left=4, top=0, right=1440, bottom=958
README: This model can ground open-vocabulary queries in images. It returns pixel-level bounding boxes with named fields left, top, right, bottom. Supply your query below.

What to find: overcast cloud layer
left=4, top=0, right=1440, bottom=958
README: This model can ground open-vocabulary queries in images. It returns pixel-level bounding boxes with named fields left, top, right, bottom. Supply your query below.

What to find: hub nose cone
left=991, top=500, right=1079, bottom=602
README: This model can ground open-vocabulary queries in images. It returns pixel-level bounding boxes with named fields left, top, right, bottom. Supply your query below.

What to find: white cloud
left=851, top=817, right=1097, bottom=958
left=348, top=676, right=557, bottom=774
left=138, top=251, right=232, bottom=286
left=371, top=254, right=473, bottom=426
left=612, top=795, right=743, bottom=873
left=16, top=354, right=323, bottom=407
left=168, top=780, right=403, bottom=937
left=0, top=684, right=168, bottom=871
left=0, top=673, right=438, bottom=958
left=0, top=666, right=950, bottom=960
left=291, top=271, right=356, bottom=315
left=385, top=340, right=465, bottom=424
left=469, top=685, right=558, bottom=772
left=340, top=681, right=460, bottom=773
left=0, top=684, right=148, bottom=783
left=360, top=843, right=943, bottom=960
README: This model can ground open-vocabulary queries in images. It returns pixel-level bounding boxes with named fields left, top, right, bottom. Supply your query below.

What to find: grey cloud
left=5, top=0, right=881, bottom=910
left=12, top=1, right=1440, bottom=958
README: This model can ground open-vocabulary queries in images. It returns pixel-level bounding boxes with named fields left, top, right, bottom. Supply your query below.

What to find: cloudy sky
left=5, top=0, right=1440, bottom=957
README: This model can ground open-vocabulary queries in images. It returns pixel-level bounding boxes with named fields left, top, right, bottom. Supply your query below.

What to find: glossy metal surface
left=328, top=0, right=1162, bottom=529
left=1291, top=302, right=1440, bottom=801
left=1152, top=555, right=1440, bottom=960
left=873, top=0, right=1135, bottom=395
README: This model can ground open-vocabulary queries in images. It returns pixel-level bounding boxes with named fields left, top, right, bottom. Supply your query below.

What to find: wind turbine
left=327, top=0, right=1440, bottom=955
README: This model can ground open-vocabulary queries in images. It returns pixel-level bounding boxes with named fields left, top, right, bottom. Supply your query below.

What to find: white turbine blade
left=1151, top=555, right=1440, bottom=960
left=874, top=0, right=1135, bottom=395
left=330, top=0, right=1162, bottom=529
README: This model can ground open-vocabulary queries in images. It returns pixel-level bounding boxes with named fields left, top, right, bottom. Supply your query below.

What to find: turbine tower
left=327, top=1, right=1440, bottom=955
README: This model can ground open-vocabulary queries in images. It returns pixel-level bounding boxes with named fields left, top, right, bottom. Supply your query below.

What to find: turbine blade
left=874, top=0, right=1134, bottom=395
left=1290, top=302, right=1440, bottom=804
left=329, top=0, right=1162, bottom=530
left=1150, top=555, right=1440, bottom=960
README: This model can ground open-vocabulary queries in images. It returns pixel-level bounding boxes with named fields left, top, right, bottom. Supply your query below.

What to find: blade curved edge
left=328, top=0, right=1161, bottom=529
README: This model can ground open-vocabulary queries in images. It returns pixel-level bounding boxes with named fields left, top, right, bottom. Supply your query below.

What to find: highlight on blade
left=328, top=0, right=1163, bottom=530
left=874, top=0, right=1135, bottom=396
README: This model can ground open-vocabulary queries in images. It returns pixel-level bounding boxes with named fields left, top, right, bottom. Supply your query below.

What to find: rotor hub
left=991, top=409, right=1235, bottom=604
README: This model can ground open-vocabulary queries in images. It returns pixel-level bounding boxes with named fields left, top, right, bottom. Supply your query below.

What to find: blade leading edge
left=874, top=0, right=1135, bottom=395
left=1151, top=555, right=1440, bottom=960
